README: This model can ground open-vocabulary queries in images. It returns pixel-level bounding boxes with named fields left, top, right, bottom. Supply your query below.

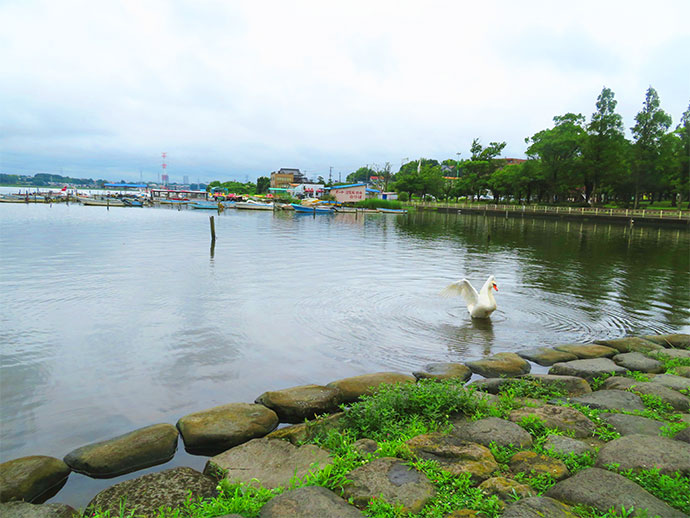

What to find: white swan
left=441, top=275, right=499, bottom=319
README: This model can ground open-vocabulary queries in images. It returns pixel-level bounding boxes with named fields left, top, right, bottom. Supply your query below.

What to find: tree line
left=354, top=87, right=688, bottom=208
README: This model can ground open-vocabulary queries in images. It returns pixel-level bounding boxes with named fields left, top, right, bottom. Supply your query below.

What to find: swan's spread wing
left=441, top=279, right=479, bottom=306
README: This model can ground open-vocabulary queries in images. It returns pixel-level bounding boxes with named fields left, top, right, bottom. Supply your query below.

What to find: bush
left=354, top=199, right=403, bottom=210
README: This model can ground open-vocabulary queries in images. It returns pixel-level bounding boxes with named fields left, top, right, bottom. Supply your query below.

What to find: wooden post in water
left=209, top=215, right=216, bottom=244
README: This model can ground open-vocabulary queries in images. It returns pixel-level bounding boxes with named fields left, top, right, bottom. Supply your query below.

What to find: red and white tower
left=161, top=152, right=168, bottom=185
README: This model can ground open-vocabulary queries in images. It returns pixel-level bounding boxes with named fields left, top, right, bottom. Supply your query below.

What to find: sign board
left=332, top=185, right=366, bottom=203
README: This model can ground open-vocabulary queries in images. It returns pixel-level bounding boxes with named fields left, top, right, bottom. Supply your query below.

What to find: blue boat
left=291, top=203, right=335, bottom=214
left=122, top=198, right=144, bottom=207
left=189, top=201, right=220, bottom=210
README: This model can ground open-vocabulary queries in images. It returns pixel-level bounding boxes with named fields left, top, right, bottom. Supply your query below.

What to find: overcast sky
left=1, top=0, right=688, bottom=183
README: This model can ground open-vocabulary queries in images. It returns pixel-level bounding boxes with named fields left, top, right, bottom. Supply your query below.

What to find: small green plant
left=590, top=371, right=619, bottom=391
left=571, top=504, right=651, bottom=517
left=659, top=421, right=689, bottom=438
left=651, top=353, right=690, bottom=371
left=564, top=404, right=621, bottom=442
left=513, top=471, right=558, bottom=493
left=496, top=377, right=570, bottom=401
left=604, top=466, right=690, bottom=514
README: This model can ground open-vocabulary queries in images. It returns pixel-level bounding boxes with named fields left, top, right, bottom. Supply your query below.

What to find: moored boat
left=377, top=208, right=408, bottom=214
left=235, top=200, right=274, bottom=210
left=79, top=197, right=125, bottom=207
left=291, top=203, right=335, bottom=214
left=189, top=201, right=220, bottom=210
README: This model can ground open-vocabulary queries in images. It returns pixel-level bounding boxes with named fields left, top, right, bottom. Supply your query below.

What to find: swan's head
left=487, top=275, right=498, bottom=292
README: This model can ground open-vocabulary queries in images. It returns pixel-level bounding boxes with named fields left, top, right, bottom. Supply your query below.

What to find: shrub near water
left=354, top=198, right=404, bottom=210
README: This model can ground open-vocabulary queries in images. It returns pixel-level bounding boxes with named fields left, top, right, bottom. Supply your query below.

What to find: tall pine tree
left=631, top=86, right=672, bottom=208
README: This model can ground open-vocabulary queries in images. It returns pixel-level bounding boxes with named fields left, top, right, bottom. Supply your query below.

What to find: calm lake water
left=1, top=197, right=689, bottom=506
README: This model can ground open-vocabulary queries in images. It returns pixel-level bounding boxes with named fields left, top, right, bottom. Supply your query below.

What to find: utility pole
left=329, top=166, right=332, bottom=184
left=456, top=152, right=461, bottom=177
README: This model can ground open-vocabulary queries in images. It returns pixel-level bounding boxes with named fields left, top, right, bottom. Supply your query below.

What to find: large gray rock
left=326, top=372, right=416, bottom=404
left=594, top=337, right=663, bottom=354
left=0, top=456, right=70, bottom=504
left=642, top=333, right=690, bottom=350
left=451, top=417, right=532, bottom=448
left=177, top=403, right=278, bottom=455
left=259, top=486, right=363, bottom=517
left=600, top=413, right=665, bottom=436
left=612, top=352, right=664, bottom=373
left=595, top=434, right=690, bottom=475
left=465, top=353, right=531, bottom=378
left=543, top=435, right=594, bottom=456
left=204, top=438, right=332, bottom=489
left=545, top=468, right=686, bottom=517
left=478, top=477, right=534, bottom=501
left=602, top=377, right=690, bottom=411
left=674, top=427, right=690, bottom=444
left=553, top=344, right=617, bottom=359
left=86, top=467, right=216, bottom=518
left=0, top=502, right=77, bottom=518
left=412, top=363, right=472, bottom=382
left=502, top=497, right=577, bottom=517
left=406, top=433, right=498, bottom=482
left=517, top=347, right=577, bottom=366
left=674, top=366, right=690, bottom=378
left=565, top=390, right=646, bottom=412
left=465, top=378, right=512, bottom=394
left=341, top=457, right=436, bottom=514
left=255, top=384, right=343, bottom=423
left=549, top=358, right=627, bottom=382
left=509, top=451, right=569, bottom=480
left=63, top=424, right=178, bottom=478
left=509, top=405, right=595, bottom=438
left=649, top=373, right=690, bottom=392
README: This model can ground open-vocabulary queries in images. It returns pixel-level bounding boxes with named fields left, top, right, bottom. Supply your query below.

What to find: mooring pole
left=210, top=215, right=216, bottom=243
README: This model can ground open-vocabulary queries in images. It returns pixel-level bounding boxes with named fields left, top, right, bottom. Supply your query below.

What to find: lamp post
left=456, top=152, right=461, bottom=178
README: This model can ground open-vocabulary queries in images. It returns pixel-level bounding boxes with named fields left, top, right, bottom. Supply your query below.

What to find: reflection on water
left=0, top=202, right=688, bottom=506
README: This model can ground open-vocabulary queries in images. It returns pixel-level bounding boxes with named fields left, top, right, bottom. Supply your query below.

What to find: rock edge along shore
left=1, top=333, right=689, bottom=517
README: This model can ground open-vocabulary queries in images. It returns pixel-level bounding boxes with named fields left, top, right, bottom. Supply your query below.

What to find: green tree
left=583, top=87, right=630, bottom=203
left=393, top=159, right=441, bottom=200
left=256, top=176, right=270, bottom=194
left=674, top=103, right=690, bottom=207
left=346, top=166, right=376, bottom=183
left=525, top=113, right=586, bottom=202
left=630, top=86, right=672, bottom=208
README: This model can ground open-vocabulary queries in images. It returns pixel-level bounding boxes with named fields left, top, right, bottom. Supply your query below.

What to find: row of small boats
left=1, top=192, right=407, bottom=214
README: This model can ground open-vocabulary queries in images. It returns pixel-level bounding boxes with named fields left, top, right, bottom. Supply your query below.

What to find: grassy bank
left=91, top=355, right=690, bottom=518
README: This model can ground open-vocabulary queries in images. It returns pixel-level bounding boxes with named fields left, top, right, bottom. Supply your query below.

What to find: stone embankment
left=1, top=334, right=689, bottom=517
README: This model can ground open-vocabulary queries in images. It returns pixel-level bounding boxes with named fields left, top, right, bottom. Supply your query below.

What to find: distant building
left=290, top=183, right=325, bottom=199
left=504, top=158, right=527, bottom=166
left=183, top=175, right=189, bottom=184
left=270, top=168, right=307, bottom=189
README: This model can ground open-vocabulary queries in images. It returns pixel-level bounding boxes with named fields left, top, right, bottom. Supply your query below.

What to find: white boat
left=235, top=200, right=274, bottom=210
left=79, top=197, right=125, bottom=207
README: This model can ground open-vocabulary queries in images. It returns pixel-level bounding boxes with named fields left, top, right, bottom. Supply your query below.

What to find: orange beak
left=493, top=283, right=498, bottom=291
